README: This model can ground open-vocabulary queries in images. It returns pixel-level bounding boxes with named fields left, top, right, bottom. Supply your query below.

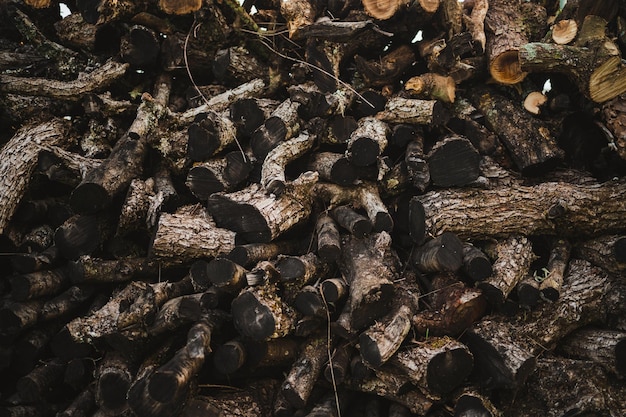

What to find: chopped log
left=280, top=0, right=316, bottom=39
left=428, top=135, right=480, bottom=187
left=12, top=322, right=63, bottom=375
left=70, top=76, right=170, bottom=214
left=54, top=13, right=98, bottom=53
left=276, top=252, right=329, bottom=288
left=376, top=97, right=450, bottom=126
left=64, top=358, right=97, bottom=391
left=186, top=150, right=255, bottom=201
left=293, top=284, right=326, bottom=317
left=0, top=118, right=70, bottom=235
left=212, top=339, right=247, bottom=375
left=0, top=300, right=43, bottom=337
left=463, top=0, right=488, bottom=53
left=150, top=209, right=236, bottom=263
left=345, top=116, right=389, bottom=167
left=304, top=389, right=351, bottom=417
left=251, top=98, right=302, bottom=160
left=206, top=171, right=318, bottom=243
left=307, top=152, right=357, bottom=186
left=339, top=232, right=397, bottom=331
left=404, top=136, right=430, bottom=192
left=410, top=178, right=626, bottom=241
left=558, top=327, right=626, bottom=378
left=120, top=25, right=160, bottom=69
left=412, top=274, right=487, bottom=336
left=461, top=242, right=492, bottom=282
left=230, top=98, right=279, bottom=136
left=323, top=343, right=353, bottom=385
left=54, top=214, right=113, bottom=261
left=280, top=332, right=329, bottom=409
left=574, top=234, right=626, bottom=275
left=516, top=275, right=541, bottom=308
left=68, top=256, right=158, bottom=284
left=245, top=337, right=301, bottom=370
left=315, top=182, right=393, bottom=233
left=231, top=282, right=297, bottom=341
left=454, top=389, right=500, bottom=417
left=600, top=93, right=626, bottom=161
left=11, top=246, right=61, bottom=275
left=321, top=278, right=348, bottom=304
left=213, top=46, right=266, bottom=84
left=39, top=285, right=96, bottom=322
left=314, top=213, right=341, bottom=262
left=412, top=232, right=464, bottom=272
left=478, top=235, right=535, bottom=305
left=95, top=350, right=133, bottom=415
left=469, top=87, right=563, bottom=174
left=205, top=257, right=248, bottom=294
left=261, top=132, right=315, bottom=195
left=405, top=73, right=455, bottom=103
left=519, top=16, right=626, bottom=102
left=391, top=336, right=473, bottom=395
left=539, top=238, right=571, bottom=300
left=227, top=239, right=305, bottom=268
left=356, top=45, right=415, bottom=88
left=16, top=358, right=65, bottom=403
left=116, top=178, right=155, bottom=235
left=18, top=224, right=54, bottom=253
left=359, top=277, right=421, bottom=368
left=148, top=293, right=205, bottom=336
left=331, top=205, right=372, bottom=238
left=186, top=110, right=238, bottom=162
left=58, top=384, right=96, bottom=417
left=9, top=267, right=70, bottom=301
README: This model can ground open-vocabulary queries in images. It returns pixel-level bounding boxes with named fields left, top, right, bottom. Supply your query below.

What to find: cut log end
left=158, top=0, right=203, bottom=15
left=524, top=92, right=548, bottom=115
left=231, top=291, right=276, bottom=341
left=206, top=195, right=271, bottom=243
left=427, top=348, right=474, bottom=395
left=70, top=183, right=110, bottom=214
left=362, top=0, right=405, bottom=20
left=489, top=51, right=526, bottom=85
left=348, top=137, right=381, bottom=167
left=147, top=371, right=177, bottom=403
left=98, top=373, right=130, bottom=411
left=552, top=19, right=578, bottom=45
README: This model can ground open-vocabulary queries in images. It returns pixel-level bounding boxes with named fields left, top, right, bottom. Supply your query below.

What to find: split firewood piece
left=539, top=238, right=571, bottom=301
left=600, top=93, right=626, bottom=161
left=478, top=235, right=535, bottom=305
left=280, top=332, right=329, bottom=409
left=391, top=336, right=473, bottom=396
left=39, top=285, right=96, bottom=323
left=16, top=358, right=65, bottom=403
left=454, top=389, right=500, bottom=417
left=140, top=314, right=225, bottom=416
left=339, top=232, right=397, bottom=331
left=187, top=110, right=238, bottom=162
left=207, top=171, right=318, bottom=243
left=251, top=98, right=302, bottom=160
left=280, top=0, right=316, bottom=39
left=519, top=16, right=626, bottom=102
left=315, top=212, right=341, bottom=262
left=158, top=0, right=203, bottom=15
left=227, top=239, right=305, bottom=268
left=180, top=78, right=266, bottom=125
left=70, top=75, right=170, bottom=214
left=412, top=232, right=464, bottom=272
left=205, top=257, right=248, bottom=294
left=315, top=182, right=394, bottom=233
left=261, top=132, right=315, bottom=195
left=356, top=45, right=415, bottom=88
left=0, top=118, right=70, bottom=235
left=428, top=135, right=481, bottom=187
left=558, top=328, right=626, bottom=378
left=58, top=384, right=96, bottom=417
left=332, top=205, right=372, bottom=238
left=404, top=136, right=430, bottom=192
left=346, top=366, right=434, bottom=415
left=182, top=380, right=280, bottom=417
left=95, top=350, right=134, bottom=416
left=412, top=274, right=487, bottom=336
left=359, top=276, right=421, bottom=368
left=462, top=242, right=493, bottom=282
left=504, top=356, right=626, bottom=417
left=0, top=59, right=128, bottom=100
left=346, top=116, right=389, bottom=167
left=376, top=97, right=450, bottom=126
left=186, top=151, right=255, bottom=200
left=469, top=87, right=563, bottom=174
left=213, top=46, right=267, bottom=84
left=484, top=0, right=531, bottom=84
left=9, top=267, right=70, bottom=301
left=574, top=234, right=626, bottom=275
left=68, top=256, right=158, bottom=284
left=405, top=73, right=456, bottom=103
left=231, top=281, right=297, bottom=341
left=151, top=208, right=236, bottom=263
left=230, top=98, right=279, bottom=136
left=148, top=293, right=205, bottom=336
left=410, top=178, right=626, bottom=241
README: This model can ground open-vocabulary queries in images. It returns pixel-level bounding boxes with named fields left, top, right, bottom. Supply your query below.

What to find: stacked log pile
left=1, top=0, right=626, bottom=416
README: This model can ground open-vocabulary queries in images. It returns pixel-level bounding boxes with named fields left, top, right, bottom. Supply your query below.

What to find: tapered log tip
left=231, top=291, right=276, bottom=341
left=70, top=183, right=110, bottom=214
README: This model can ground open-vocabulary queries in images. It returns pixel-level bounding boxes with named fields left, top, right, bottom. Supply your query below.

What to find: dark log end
left=147, top=371, right=177, bottom=403
left=70, top=183, right=110, bottom=214
left=359, top=332, right=383, bottom=368
left=464, top=257, right=493, bottom=282
left=54, top=215, right=101, bottom=261
left=351, top=282, right=394, bottom=330
left=294, top=287, right=325, bottom=317
left=265, top=117, right=287, bottom=143
left=276, top=257, right=305, bottom=282
left=186, top=166, right=225, bottom=200
left=616, top=339, right=626, bottom=377
left=250, top=128, right=278, bottom=160
left=189, top=260, right=210, bottom=291
left=206, top=258, right=241, bottom=288
left=321, top=279, right=346, bottom=303
left=9, top=276, right=33, bottom=302
left=187, top=120, right=220, bottom=162
left=349, top=137, right=380, bottom=167
left=213, top=340, right=246, bottom=374
left=432, top=101, right=452, bottom=126
left=408, top=197, right=426, bottom=244
left=540, top=286, right=560, bottom=302
left=230, top=99, right=265, bottom=136
left=354, top=89, right=386, bottom=118
left=207, top=195, right=271, bottom=243
left=330, top=158, right=358, bottom=186
left=98, top=373, right=130, bottom=411
left=517, top=282, right=541, bottom=308
left=329, top=115, right=357, bottom=144
left=614, top=237, right=626, bottom=263
left=454, top=394, right=495, bottom=417
left=224, top=151, right=254, bottom=186
left=426, top=347, right=473, bottom=395
left=231, top=291, right=276, bottom=340
left=429, top=138, right=480, bottom=187
left=476, top=282, right=505, bottom=306
left=374, top=212, right=394, bottom=233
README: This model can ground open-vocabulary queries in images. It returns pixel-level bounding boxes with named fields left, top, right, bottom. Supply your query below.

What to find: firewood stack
left=2, top=0, right=626, bottom=416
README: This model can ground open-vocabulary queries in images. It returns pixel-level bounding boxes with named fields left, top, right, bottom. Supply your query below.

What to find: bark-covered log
left=574, top=234, right=626, bottom=275
left=206, top=171, right=318, bottom=243
left=356, top=45, right=415, bottom=88
left=230, top=97, right=279, bottom=136
left=9, top=267, right=70, bottom=301
left=204, top=257, right=248, bottom=294
left=251, top=98, right=302, bottom=160
left=410, top=178, right=626, bottom=241
left=540, top=238, right=571, bottom=300
left=314, top=212, right=341, bottom=261
left=68, top=256, right=158, bottom=284
left=454, top=389, right=500, bottom=417
left=376, top=97, right=450, bottom=126
left=558, top=327, right=626, bottom=378
left=307, top=152, right=357, bottom=186
left=16, top=358, right=65, bottom=403
left=213, top=46, right=267, bottom=84
left=405, top=73, right=455, bottom=103
left=412, top=232, right=464, bottom=272
left=345, top=116, right=389, bottom=167
left=600, top=93, right=626, bottom=161
left=148, top=293, right=205, bottom=336
left=95, top=350, right=134, bottom=415
left=227, top=239, right=305, bottom=268
left=331, top=205, right=372, bottom=238
left=39, top=285, right=96, bottom=322
left=185, top=151, right=254, bottom=200
left=64, top=358, right=97, bottom=391
left=461, top=242, right=492, bottom=282
left=58, top=384, right=96, bottom=417
left=427, top=136, right=480, bottom=187
left=186, top=110, right=238, bottom=162
left=0, top=299, right=43, bottom=337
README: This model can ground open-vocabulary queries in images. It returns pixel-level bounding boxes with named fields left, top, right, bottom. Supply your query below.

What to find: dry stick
left=0, top=119, right=70, bottom=235
left=68, top=256, right=159, bottom=284
left=540, top=238, right=571, bottom=301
